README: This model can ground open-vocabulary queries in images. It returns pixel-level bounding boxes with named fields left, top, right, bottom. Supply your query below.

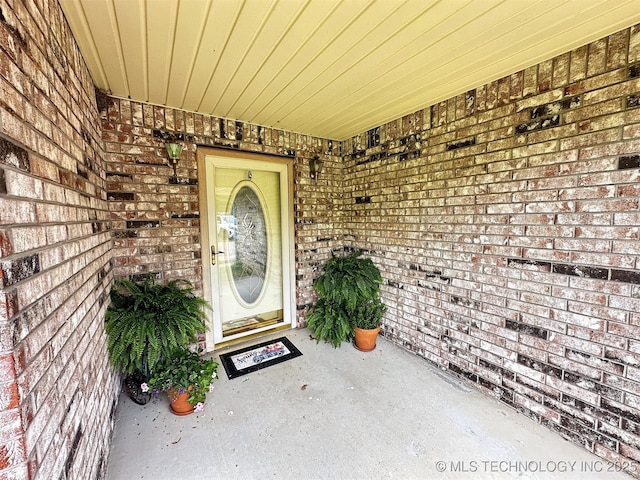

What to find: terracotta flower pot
left=167, top=388, right=194, bottom=416
left=353, top=326, right=381, bottom=352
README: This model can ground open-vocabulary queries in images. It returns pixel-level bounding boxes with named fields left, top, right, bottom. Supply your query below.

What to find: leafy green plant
left=307, top=250, right=384, bottom=347
left=352, top=299, right=387, bottom=330
left=104, top=274, right=210, bottom=377
left=144, top=347, right=219, bottom=411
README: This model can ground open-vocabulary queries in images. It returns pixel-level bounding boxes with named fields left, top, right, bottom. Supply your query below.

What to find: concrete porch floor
left=106, top=328, right=633, bottom=480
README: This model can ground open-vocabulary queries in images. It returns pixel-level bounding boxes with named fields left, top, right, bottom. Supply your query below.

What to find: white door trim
left=197, top=147, right=295, bottom=351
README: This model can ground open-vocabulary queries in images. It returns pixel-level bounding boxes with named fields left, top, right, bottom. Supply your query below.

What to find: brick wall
left=2, top=0, right=638, bottom=476
left=102, top=100, right=343, bottom=327
left=103, top=23, right=640, bottom=471
left=343, top=24, right=640, bottom=472
left=0, top=1, right=116, bottom=479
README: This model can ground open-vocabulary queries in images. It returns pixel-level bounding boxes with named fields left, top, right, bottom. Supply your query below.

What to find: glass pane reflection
left=229, top=186, right=267, bottom=303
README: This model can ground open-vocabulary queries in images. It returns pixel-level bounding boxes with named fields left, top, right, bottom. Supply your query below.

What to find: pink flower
left=209, top=384, right=215, bottom=393
left=140, top=383, right=149, bottom=393
left=194, top=402, right=204, bottom=412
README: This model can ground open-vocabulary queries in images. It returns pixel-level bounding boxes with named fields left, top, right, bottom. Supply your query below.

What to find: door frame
left=197, top=147, right=295, bottom=351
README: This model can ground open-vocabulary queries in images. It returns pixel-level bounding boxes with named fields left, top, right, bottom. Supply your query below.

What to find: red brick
left=593, top=444, right=638, bottom=473
left=618, top=444, right=640, bottom=465
left=0, top=438, right=26, bottom=471
left=0, top=383, right=19, bottom=411
left=608, top=322, right=640, bottom=340
left=603, top=373, right=640, bottom=397
left=546, top=376, right=600, bottom=405
left=515, top=393, right=562, bottom=421
left=599, top=422, right=640, bottom=450
left=6, top=5, right=640, bottom=478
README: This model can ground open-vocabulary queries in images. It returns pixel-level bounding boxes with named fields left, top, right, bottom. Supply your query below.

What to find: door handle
left=211, top=245, right=224, bottom=265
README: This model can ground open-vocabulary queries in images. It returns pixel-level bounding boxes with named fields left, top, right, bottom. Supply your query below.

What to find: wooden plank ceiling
left=59, top=0, right=640, bottom=140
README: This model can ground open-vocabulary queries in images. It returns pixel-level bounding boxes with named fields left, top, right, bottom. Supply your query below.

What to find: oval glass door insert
left=229, top=185, right=267, bottom=304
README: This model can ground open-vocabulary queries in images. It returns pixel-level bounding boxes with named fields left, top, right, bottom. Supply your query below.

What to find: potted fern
left=307, top=250, right=385, bottom=349
left=104, top=274, right=210, bottom=404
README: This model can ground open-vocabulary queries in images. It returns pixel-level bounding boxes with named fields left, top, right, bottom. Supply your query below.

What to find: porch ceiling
left=59, top=0, right=640, bottom=140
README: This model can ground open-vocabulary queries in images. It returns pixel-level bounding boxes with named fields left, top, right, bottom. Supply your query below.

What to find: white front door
left=198, top=149, right=294, bottom=347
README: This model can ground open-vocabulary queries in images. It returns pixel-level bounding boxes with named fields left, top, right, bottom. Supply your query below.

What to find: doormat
left=219, top=337, right=302, bottom=379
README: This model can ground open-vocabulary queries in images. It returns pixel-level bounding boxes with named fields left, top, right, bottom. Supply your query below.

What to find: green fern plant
left=307, top=250, right=384, bottom=348
left=104, top=274, right=210, bottom=377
